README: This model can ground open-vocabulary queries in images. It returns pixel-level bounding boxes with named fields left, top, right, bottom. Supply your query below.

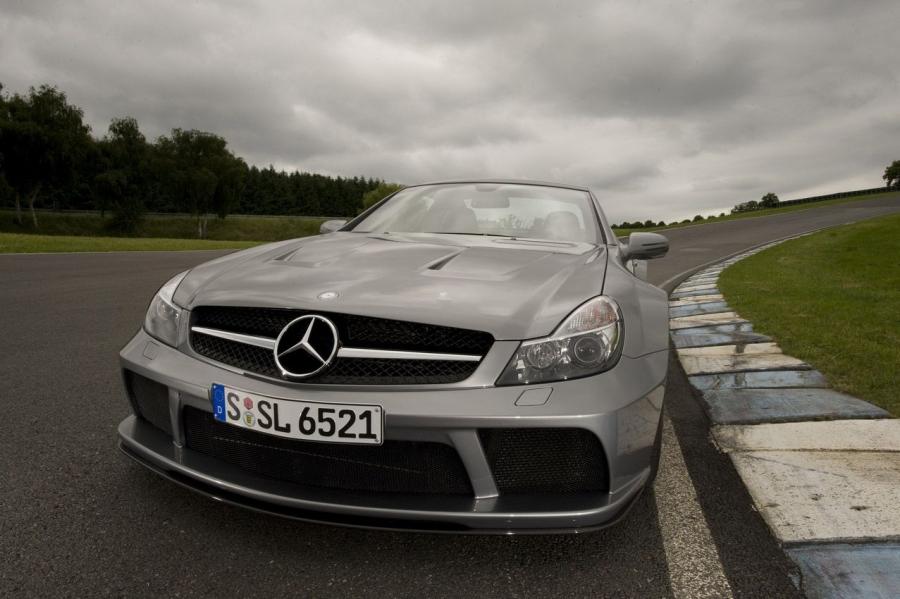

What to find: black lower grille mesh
left=126, top=371, right=172, bottom=436
left=479, top=428, right=609, bottom=494
left=183, top=407, right=473, bottom=496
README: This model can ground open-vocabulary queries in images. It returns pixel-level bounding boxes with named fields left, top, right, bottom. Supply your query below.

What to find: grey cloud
left=1, top=0, right=899, bottom=223
left=692, top=177, right=764, bottom=193
left=583, top=164, right=663, bottom=194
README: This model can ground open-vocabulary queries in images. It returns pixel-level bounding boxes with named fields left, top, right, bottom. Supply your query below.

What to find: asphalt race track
left=2, top=195, right=898, bottom=597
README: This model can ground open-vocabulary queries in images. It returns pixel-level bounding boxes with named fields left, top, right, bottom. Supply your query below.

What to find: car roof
left=404, top=179, right=591, bottom=192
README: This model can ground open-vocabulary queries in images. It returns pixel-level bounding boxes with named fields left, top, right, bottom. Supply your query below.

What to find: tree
left=760, top=192, right=779, bottom=208
left=96, top=117, right=150, bottom=231
left=0, top=85, right=92, bottom=226
left=657, top=221, right=665, bottom=227
left=0, top=174, right=13, bottom=208
left=212, top=157, right=247, bottom=219
left=94, top=169, right=127, bottom=222
left=732, top=200, right=759, bottom=214
left=155, top=128, right=246, bottom=237
left=185, top=167, right=218, bottom=237
left=884, top=160, right=900, bottom=189
left=361, top=182, right=404, bottom=210
left=692, top=214, right=704, bottom=222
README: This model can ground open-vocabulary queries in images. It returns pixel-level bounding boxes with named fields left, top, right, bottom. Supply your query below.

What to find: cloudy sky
left=2, top=0, right=898, bottom=222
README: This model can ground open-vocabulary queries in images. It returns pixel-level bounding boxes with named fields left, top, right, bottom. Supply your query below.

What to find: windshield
left=349, top=183, right=600, bottom=243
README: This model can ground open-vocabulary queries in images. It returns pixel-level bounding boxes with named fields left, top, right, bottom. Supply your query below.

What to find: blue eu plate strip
left=211, top=384, right=226, bottom=421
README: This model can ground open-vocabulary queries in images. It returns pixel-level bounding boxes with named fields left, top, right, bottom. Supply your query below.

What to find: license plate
left=210, top=384, right=383, bottom=445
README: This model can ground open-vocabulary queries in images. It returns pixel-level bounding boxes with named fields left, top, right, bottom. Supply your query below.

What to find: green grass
left=611, top=190, right=900, bottom=237
left=0, top=232, right=261, bottom=253
left=718, top=213, right=900, bottom=415
left=0, top=210, right=328, bottom=242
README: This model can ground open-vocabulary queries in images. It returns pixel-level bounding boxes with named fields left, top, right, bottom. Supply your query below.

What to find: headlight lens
left=143, top=271, right=189, bottom=347
left=496, top=296, right=623, bottom=385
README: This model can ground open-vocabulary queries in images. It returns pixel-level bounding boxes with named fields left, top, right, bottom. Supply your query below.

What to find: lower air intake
left=126, top=371, right=172, bottom=436
left=182, top=407, right=474, bottom=496
left=479, top=428, right=609, bottom=494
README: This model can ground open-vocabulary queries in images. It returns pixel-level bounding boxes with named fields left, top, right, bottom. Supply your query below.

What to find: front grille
left=125, top=371, right=172, bottom=435
left=182, top=407, right=474, bottom=496
left=479, top=429, right=609, bottom=494
left=190, top=306, right=493, bottom=385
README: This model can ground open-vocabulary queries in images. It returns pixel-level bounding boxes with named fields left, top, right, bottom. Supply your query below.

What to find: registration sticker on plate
left=210, top=384, right=383, bottom=445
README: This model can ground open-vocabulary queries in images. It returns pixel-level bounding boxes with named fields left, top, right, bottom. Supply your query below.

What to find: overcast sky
left=2, top=0, right=898, bottom=222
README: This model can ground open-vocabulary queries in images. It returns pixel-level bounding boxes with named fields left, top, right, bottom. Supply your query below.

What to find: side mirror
left=319, top=219, right=348, bottom=234
left=621, top=232, right=668, bottom=261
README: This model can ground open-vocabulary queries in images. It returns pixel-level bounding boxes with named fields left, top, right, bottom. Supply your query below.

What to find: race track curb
left=668, top=237, right=900, bottom=598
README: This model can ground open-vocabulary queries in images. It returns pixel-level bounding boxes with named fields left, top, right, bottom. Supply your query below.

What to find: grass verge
left=0, top=232, right=260, bottom=253
left=0, top=210, right=328, bottom=242
left=718, top=213, right=900, bottom=415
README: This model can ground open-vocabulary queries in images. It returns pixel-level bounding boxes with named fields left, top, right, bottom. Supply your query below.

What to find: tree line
left=730, top=192, right=780, bottom=214
left=0, top=83, right=385, bottom=235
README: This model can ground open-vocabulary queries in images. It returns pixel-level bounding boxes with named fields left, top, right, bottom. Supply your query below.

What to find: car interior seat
left=541, top=211, right=582, bottom=241
left=421, top=198, right=479, bottom=233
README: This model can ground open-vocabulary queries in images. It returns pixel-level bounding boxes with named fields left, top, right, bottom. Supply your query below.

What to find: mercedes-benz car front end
left=117, top=180, right=670, bottom=532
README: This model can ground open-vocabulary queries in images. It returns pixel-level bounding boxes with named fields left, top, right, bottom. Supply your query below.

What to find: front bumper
left=118, top=329, right=667, bottom=532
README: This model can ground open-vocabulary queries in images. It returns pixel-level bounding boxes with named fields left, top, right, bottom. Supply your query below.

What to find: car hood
left=174, top=232, right=608, bottom=340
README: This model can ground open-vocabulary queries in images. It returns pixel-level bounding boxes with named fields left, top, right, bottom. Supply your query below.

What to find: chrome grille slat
left=191, top=326, right=276, bottom=350
left=336, top=347, right=481, bottom=362
left=190, top=326, right=481, bottom=362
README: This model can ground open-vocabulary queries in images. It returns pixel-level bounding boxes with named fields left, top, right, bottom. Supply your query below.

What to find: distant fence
left=779, top=186, right=893, bottom=208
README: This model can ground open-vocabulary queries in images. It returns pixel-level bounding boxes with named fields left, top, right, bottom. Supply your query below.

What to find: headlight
left=496, top=296, right=623, bottom=386
left=143, top=271, right=189, bottom=347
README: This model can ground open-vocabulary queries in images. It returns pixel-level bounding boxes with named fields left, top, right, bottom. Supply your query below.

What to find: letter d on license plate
left=211, top=384, right=383, bottom=445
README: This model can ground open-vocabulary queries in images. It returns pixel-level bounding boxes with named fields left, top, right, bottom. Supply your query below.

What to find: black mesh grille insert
left=341, top=314, right=491, bottom=354
left=479, top=428, right=609, bottom=494
left=192, top=306, right=296, bottom=339
left=182, top=407, right=474, bottom=496
left=189, top=306, right=492, bottom=385
left=125, top=371, right=172, bottom=436
left=318, top=358, right=476, bottom=385
left=191, top=333, right=280, bottom=378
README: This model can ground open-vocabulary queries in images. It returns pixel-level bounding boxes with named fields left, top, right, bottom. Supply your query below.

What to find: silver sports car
left=118, top=180, right=670, bottom=532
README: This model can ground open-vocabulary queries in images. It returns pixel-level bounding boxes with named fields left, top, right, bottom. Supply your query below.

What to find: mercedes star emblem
left=273, top=315, right=340, bottom=379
